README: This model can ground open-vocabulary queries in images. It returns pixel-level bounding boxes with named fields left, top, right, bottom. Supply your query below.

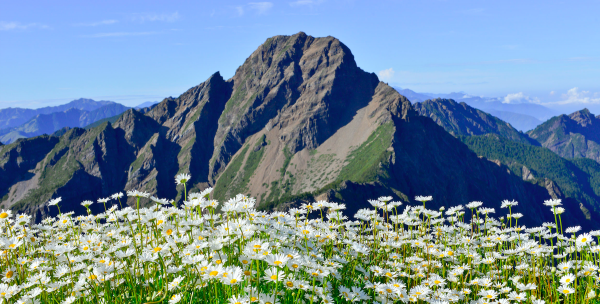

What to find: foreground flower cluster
left=1, top=174, right=600, bottom=303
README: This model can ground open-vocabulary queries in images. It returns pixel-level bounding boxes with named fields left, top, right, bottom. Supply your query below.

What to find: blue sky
left=1, top=0, right=599, bottom=110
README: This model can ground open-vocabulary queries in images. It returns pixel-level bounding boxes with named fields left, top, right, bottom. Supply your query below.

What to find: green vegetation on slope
left=461, top=134, right=600, bottom=212
left=338, top=122, right=394, bottom=183
left=213, top=145, right=250, bottom=201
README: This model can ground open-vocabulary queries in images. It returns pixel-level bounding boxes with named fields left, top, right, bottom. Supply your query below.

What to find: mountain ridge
left=528, top=108, right=600, bottom=162
left=0, top=98, right=117, bottom=130
left=0, top=32, right=593, bottom=229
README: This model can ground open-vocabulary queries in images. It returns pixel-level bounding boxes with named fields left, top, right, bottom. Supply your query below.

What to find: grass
left=213, top=144, right=250, bottom=201
left=337, top=122, right=394, bottom=183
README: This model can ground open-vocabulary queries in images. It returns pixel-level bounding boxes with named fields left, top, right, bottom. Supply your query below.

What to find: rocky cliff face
left=414, top=98, right=533, bottom=144
left=0, top=32, right=594, bottom=228
left=528, top=109, right=600, bottom=162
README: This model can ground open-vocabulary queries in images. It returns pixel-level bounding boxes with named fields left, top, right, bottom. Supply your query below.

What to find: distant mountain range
left=0, top=103, right=130, bottom=144
left=393, top=87, right=553, bottom=132
left=135, top=101, right=159, bottom=109
left=1, top=32, right=592, bottom=229
left=0, top=98, right=116, bottom=130
left=0, top=99, right=163, bottom=145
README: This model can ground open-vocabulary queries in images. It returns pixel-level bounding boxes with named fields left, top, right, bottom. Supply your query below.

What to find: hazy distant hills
left=0, top=98, right=116, bottom=130
left=135, top=101, right=159, bottom=109
left=1, top=32, right=594, bottom=229
left=0, top=103, right=130, bottom=144
left=394, top=87, right=554, bottom=131
left=485, top=110, right=542, bottom=133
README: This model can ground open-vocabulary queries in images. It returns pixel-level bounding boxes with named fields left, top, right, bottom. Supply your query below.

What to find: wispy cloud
left=82, top=31, right=163, bottom=38
left=568, top=56, right=600, bottom=62
left=233, top=2, right=274, bottom=16
left=502, top=44, right=519, bottom=50
left=235, top=6, right=245, bottom=16
left=459, top=8, right=485, bottom=15
left=248, top=2, right=274, bottom=14
left=0, top=21, right=50, bottom=31
left=289, top=0, right=323, bottom=6
left=131, top=12, right=180, bottom=23
left=427, top=58, right=539, bottom=67
left=378, top=68, right=395, bottom=81
left=74, top=20, right=118, bottom=27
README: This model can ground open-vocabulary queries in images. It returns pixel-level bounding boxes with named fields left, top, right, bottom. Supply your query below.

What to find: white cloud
left=83, top=31, right=163, bottom=38
left=0, top=21, right=49, bottom=31
left=248, top=2, right=274, bottom=14
left=131, top=12, right=179, bottom=23
left=503, top=92, right=540, bottom=104
left=551, top=87, right=600, bottom=105
left=378, top=68, right=395, bottom=81
left=75, top=20, right=118, bottom=27
left=550, top=91, right=555, bottom=95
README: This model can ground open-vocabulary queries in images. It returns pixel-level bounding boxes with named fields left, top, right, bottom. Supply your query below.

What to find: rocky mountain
left=0, top=98, right=117, bottom=130
left=0, top=32, right=594, bottom=229
left=0, top=103, right=130, bottom=144
left=414, top=98, right=534, bottom=145
left=527, top=109, right=600, bottom=163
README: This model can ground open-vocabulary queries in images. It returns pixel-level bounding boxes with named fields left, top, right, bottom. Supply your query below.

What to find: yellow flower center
left=209, top=271, right=218, bottom=276
left=286, top=281, right=294, bottom=287
left=6, top=271, right=13, bottom=278
left=166, top=229, right=173, bottom=235
left=89, top=275, right=97, bottom=280
left=153, top=247, right=162, bottom=253
left=274, top=261, right=282, bottom=266
left=0, top=213, right=8, bottom=219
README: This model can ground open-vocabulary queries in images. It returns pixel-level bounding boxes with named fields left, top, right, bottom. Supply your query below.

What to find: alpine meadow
left=2, top=2, right=600, bottom=303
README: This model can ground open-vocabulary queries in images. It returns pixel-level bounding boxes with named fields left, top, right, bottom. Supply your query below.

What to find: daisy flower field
left=0, top=174, right=599, bottom=304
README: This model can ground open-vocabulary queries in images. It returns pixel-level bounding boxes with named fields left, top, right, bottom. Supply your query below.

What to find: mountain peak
left=569, top=108, right=595, bottom=127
